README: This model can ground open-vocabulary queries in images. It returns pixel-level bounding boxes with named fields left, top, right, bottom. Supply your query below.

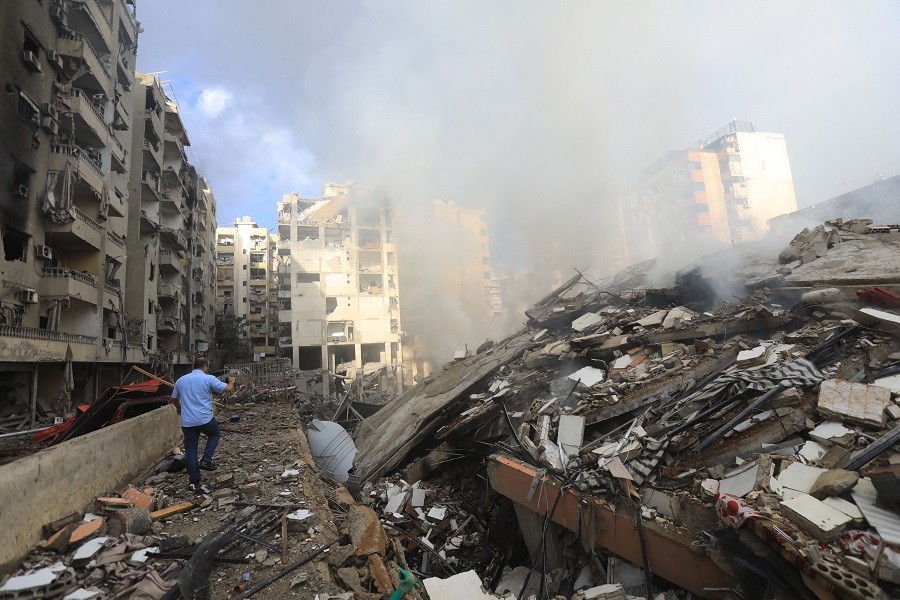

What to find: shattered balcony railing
left=0, top=325, right=95, bottom=345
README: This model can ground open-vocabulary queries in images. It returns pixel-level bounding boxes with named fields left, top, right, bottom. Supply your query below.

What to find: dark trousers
left=182, top=418, right=220, bottom=484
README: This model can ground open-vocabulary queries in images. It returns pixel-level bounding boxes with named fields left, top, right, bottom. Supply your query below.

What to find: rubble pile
left=2, top=219, right=899, bottom=599
left=349, top=219, right=900, bottom=599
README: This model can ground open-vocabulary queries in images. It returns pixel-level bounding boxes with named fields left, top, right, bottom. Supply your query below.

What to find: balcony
left=109, top=134, right=128, bottom=176
left=106, top=230, right=125, bottom=251
left=40, top=267, right=100, bottom=305
left=277, top=210, right=292, bottom=223
left=66, top=90, right=107, bottom=146
left=279, top=337, right=293, bottom=347
left=45, top=205, right=104, bottom=250
left=57, top=33, right=112, bottom=93
left=139, top=208, right=159, bottom=234
left=49, top=144, right=105, bottom=198
left=69, top=0, right=114, bottom=52
left=143, top=138, right=163, bottom=170
left=158, top=249, right=184, bottom=274
left=157, top=282, right=181, bottom=302
left=0, top=325, right=97, bottom=362
left=157, top=313, right=178, bottom=333
left=159, top=227, right=188, bottom=251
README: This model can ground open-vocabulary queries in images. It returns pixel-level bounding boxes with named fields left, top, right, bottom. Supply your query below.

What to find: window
left=11, top=159, right=33, bottom=198
left=147, top=335, right=153, bottom=348
left=2, top=226, right=29, bottom=262
left=148, top=262, right=155, bottom=281
left=296, top=272, right=318, bottom=284
left=17, top=91, right=39, bottom=130
left=148, top=300, right=154, bottom=314
left=242, top=281, right=247, bottom=286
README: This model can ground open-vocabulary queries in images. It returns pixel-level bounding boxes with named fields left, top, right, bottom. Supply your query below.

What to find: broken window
left=296, top=272, right=318, bottom=284
left=325, top=297, right=337, bottom=314
left=297, top=346, right=322, bottom=370
left=17, top=90, right=39, bottom=130
left=12, top=159, right=34, bottom=198
left=2, top=226, right=29, bottom=262
left=297, top=226, right=319, bottom=241
left=148, top=262, right=155, bottom=281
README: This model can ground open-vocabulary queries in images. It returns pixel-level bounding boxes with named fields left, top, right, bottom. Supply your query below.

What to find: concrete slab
left=423, top=570, right=501, bottom=600
left=572, top=312, right=604, bottom=332
left=779, top=494, right=851, bottom=541
left=818, top=379, right=891, bottom=427
left=777, top=462, right=827, bottom=493
left=557, top=415, right=585, bottom=456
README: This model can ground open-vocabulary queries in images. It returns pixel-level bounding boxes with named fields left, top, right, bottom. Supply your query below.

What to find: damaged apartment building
left=615, top=120, right=798, bottom=268
left=214, top=217, right=279, bottom=360
left=276, top=183, right=403, bottom=397
left=0, top=1, right=217, bottom=427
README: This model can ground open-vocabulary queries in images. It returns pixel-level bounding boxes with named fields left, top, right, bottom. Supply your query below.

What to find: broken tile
left=72, top=536, right=109, bottom=562
left=817, top=379, right=892, bottom=427
left=777, top=462, right=827, bottom=493
left=809, top=421, right=856, bottom=447
left=383, top=491, right=407, bottom=514
left=0, top=568, right=58, bottom=593
left=798, top=440, right=827, bottom=464
left=567, top=366, right=606, bottom=388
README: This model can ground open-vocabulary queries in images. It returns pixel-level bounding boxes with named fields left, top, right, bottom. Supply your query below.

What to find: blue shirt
left=171, top=369, right=227, bottom=427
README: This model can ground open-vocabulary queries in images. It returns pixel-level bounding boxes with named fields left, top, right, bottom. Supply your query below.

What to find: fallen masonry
left=1, top=218, right=899, bottom=599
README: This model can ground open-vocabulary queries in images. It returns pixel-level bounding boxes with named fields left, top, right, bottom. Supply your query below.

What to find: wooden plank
left=150, top=500, right=198, bottom=520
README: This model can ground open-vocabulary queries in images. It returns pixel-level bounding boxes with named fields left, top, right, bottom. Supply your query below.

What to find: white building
left=276, top=184, right=402, bottom=396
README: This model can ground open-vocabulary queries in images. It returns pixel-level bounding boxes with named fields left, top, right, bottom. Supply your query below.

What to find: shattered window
left=2, top=227, right=29, bottom=262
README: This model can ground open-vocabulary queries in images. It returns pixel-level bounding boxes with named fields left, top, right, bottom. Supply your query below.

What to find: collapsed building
left=1, top=217, right=898, bottom=600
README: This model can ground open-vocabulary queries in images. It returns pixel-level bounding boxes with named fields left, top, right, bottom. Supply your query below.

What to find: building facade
left=276, top=184, right=402, bottom=396
left=214, top=218, right=277, bottom=359
left=620, top=120, right=798, bottom=264
left=0, top=2, right=216, bottom=419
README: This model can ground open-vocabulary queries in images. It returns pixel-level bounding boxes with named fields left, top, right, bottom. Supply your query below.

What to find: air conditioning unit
left=50, top=6, right=68, bottom=27
left=14, top=184, right=29, bottom=199
left=18, top=289, right=38, bottom=304
left=46, top=50, right=63, bottom=71
left=41, top=103, right=59, bottom=120
left=41, top=116, right=59, bottom=135
left=35, top=245, right=53, bottom=260
left=22, top=50, right=42, bottom=73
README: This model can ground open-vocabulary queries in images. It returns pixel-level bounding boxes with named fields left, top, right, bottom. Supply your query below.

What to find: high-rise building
left=276, top=184, right=402, bottom=396
left=214, top=218, right=277, bottom=359
left=620, top=120, right=798, bottom=264
left=0, top=2, right=216, bottom=417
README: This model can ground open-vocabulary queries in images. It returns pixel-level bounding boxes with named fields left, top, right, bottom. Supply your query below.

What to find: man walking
left=171, top=356, right=235, bottom=493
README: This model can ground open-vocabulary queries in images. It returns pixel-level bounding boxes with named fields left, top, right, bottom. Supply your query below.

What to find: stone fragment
left=336, top=567, right=364, bottom=593
left=367, top=553, right=394, bottom=594
left=332, top=485, right=356, bottom=508
left=810, top=469, right=859, bottom=499
left=347, top=505, right=388, bottom=557
left=325, top=544, right=355, bottom=567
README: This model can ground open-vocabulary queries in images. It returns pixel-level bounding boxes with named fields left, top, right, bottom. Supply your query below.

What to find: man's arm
left=208, top=375, right=234, bottom=395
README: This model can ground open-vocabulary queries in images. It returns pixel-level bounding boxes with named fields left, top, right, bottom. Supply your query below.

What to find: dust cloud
left=135, top=1, right=900, bottom=364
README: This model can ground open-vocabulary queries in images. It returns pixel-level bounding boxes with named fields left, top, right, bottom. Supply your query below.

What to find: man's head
left=193, top=356, right=209, bottom=372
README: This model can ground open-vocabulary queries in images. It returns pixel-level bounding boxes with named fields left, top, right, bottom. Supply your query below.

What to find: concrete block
left=780, top=494, right=851, bottom=542
left=122, top=486, right=154, bottom=510
left=0, top=405, right=181, bottom=574
left=557, top=415, right=585, bottom=456
left=817, top=379, right=891, bottom=427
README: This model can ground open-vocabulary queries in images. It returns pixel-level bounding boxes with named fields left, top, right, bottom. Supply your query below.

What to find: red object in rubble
left=857, top=287, right=900, bottom=308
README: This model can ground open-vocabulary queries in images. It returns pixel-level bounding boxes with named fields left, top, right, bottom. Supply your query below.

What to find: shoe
left=188, top=482, right=212, bottom=495
left=199, top=460, right=217, bottom=471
